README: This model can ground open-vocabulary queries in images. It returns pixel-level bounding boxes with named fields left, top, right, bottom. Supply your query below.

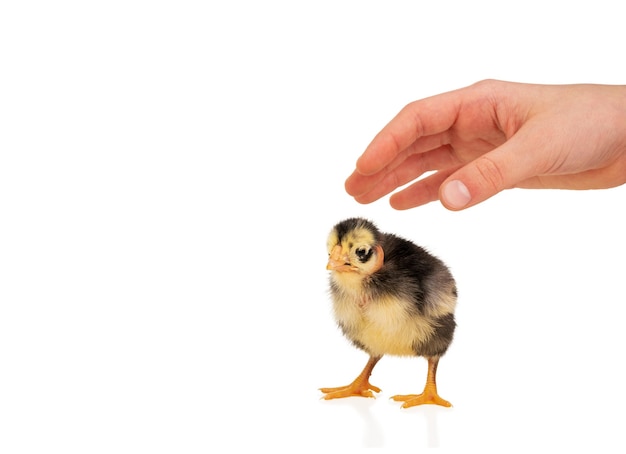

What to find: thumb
left=439, top=135, right=543, bottom=211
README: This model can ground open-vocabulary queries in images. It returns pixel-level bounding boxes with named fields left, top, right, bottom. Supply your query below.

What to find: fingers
left=389, top=168, right=458, bottom=210
left=354, top=90, right=463, bottom=176
left=347, top=125, right=544, bottom=211
left=349, top=155, right=425, bottom=204
left=346, top=145, right=461, bottom=203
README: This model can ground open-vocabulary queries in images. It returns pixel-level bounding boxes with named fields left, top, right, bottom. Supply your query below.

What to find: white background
left=1, top=1, right=625, bottom=451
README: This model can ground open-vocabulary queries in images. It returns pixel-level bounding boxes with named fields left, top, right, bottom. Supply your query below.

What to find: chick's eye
left=355, top=247, right=373, bottom=263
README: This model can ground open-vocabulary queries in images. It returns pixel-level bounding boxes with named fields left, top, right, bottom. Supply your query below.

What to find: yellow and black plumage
left=321, top=217, right=457, bottom=408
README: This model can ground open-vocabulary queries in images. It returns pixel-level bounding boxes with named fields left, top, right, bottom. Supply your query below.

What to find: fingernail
left=442, top=180, right=471, bottom=209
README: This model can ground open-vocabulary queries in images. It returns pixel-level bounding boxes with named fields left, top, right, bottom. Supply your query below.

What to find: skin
left=344, top=80, right=626, bottom=211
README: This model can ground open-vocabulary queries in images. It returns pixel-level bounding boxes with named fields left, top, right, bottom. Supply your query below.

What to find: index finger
left=355, top=89, right=463, bottom=176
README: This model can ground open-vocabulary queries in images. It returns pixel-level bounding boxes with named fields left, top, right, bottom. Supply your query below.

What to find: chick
left=320, top=217, right=457, bottom=408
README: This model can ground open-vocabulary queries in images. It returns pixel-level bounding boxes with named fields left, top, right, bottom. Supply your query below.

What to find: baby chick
left=321, top=217, right=457, bottom=408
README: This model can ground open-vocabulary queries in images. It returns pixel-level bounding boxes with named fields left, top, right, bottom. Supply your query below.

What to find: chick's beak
left=327, top=245, right=358, bottom=272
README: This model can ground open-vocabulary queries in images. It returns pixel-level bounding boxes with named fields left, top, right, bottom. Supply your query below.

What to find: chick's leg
left=320, top=356, right=382, bottom=399
left=392, top=357, right=452, bottom=408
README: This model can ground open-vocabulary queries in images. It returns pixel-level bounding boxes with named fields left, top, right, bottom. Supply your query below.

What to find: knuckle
left=473, top=156, right=505, bottom=191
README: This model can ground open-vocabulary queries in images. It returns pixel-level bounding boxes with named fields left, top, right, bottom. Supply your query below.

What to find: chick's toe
left=320, top=381, right=381, bottom=400
left=320, top=356, right=381, bottom=400
left=391, top=389, right=451, bottom=408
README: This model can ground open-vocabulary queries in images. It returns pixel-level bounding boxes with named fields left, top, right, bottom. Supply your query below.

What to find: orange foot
left=391, top=384, right=452, bottom=408
left=320, top=380, right=381, bottom=399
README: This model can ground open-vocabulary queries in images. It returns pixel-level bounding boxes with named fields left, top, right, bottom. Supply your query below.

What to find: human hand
left=345, top=80, right=626, bottom=210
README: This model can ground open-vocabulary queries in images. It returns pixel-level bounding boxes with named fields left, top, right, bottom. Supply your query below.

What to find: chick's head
left=326, top=218, right=384, bottom=276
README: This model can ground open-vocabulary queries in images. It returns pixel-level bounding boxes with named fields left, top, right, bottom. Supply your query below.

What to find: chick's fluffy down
left=328, top=218, right=457, bottom=359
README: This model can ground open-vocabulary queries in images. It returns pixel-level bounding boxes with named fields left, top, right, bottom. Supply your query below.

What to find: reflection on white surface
left=320, top=398, right=387, bottom=448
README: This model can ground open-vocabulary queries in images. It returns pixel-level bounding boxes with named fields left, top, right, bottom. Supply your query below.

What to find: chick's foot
left=321, top=355, right=382, bottom=400
left=391, top=384, right=451, bottom=408
left=320, top=379, right=381, bottom=399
